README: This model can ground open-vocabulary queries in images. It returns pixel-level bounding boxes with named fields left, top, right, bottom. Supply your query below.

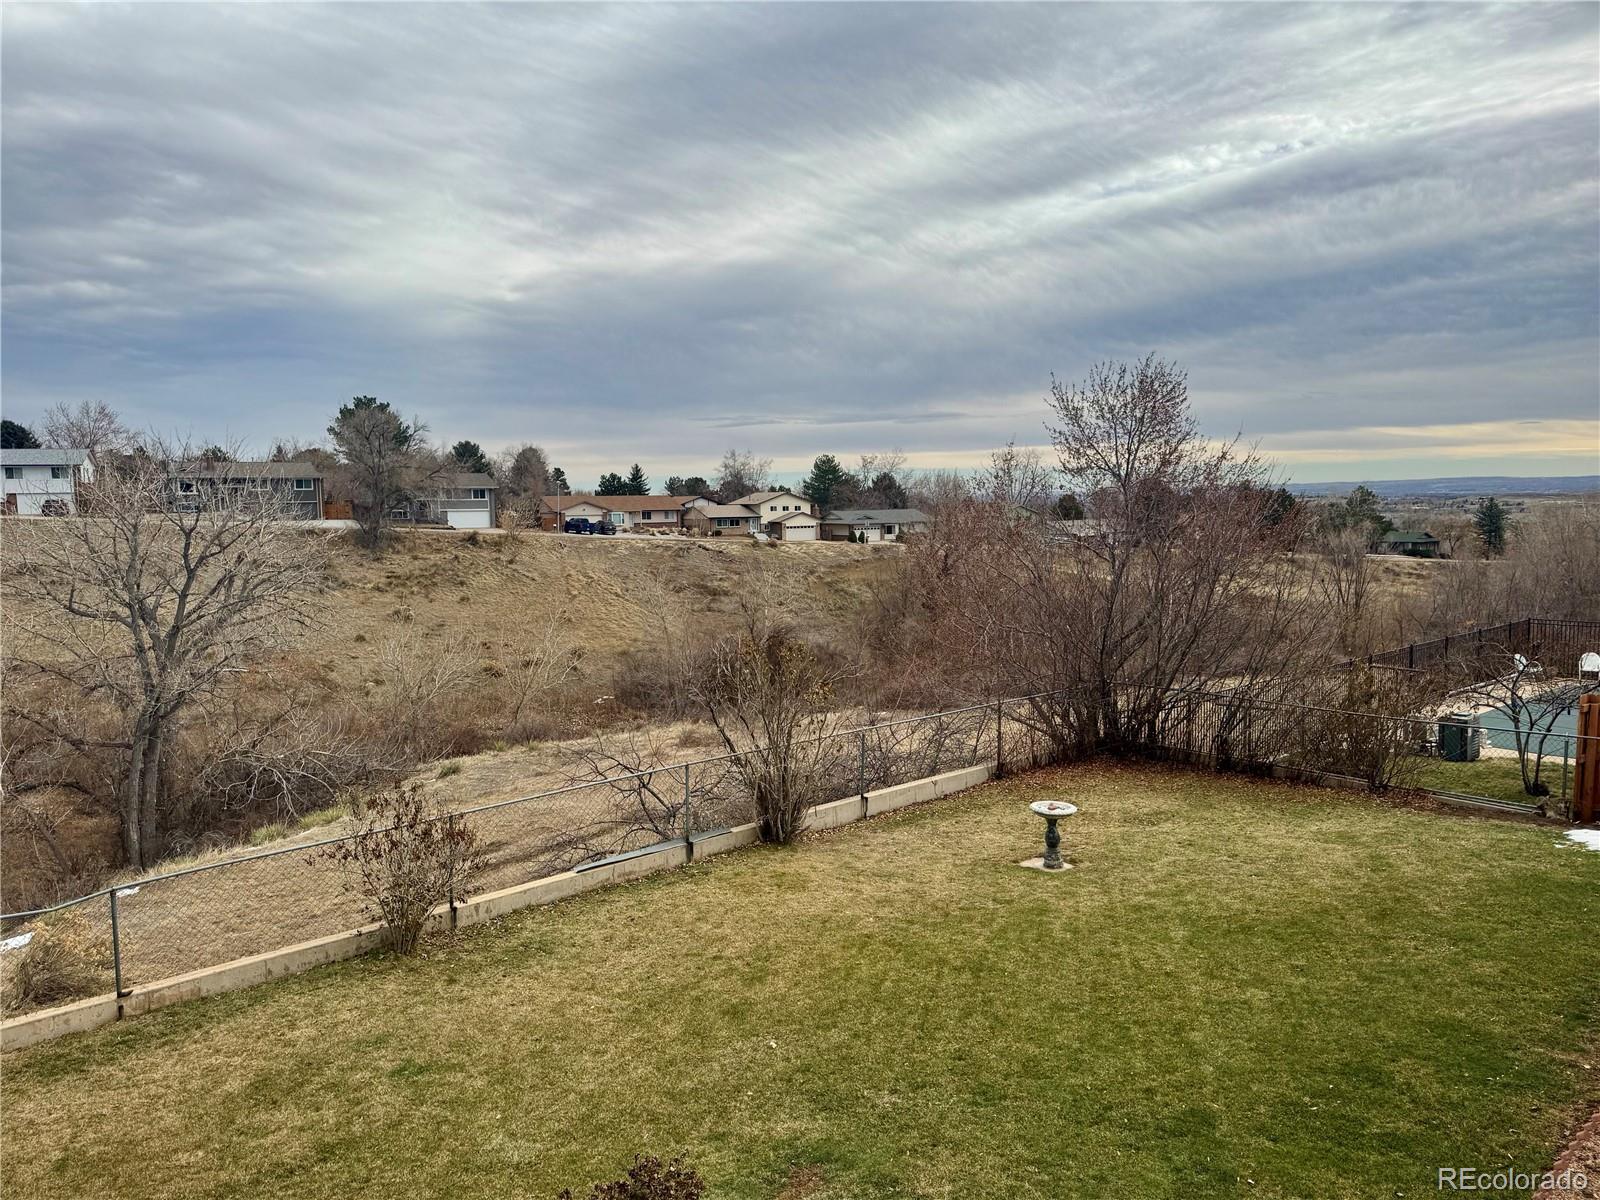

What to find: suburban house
left=1, top=448, right=93, bottom=515
left=820, top=507, right=931, bottom=542
left=1378, top=529, right=1441, bottom=558
left=729, top=491, right=823, bottom=541
left=170, top=460, right=324, bottom=520
left=391, top=472, right=498, bottom=528
left=683, top=503, right=763, bottom=535
left=539, top=493, right=702, bottom=531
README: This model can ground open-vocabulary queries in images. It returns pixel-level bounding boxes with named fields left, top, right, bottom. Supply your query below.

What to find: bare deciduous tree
left=893, top=356, right=1333, bottom=753
left=1317, top=527, right=1375, bottom=656
left=1450, top=649, right=1597, bottom=800
left=713, top=448, right=773, bottom=503
left=40, top=399, right=135, bottom=458
left=4, top=443, right=328, bottom=868
left=326, top=396, right=447, bottom=549
left=978, top=440, right=1053, bottom=513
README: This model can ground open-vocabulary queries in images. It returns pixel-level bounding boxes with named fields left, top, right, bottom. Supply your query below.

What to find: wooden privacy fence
left=1574, top=693, right=1600, bottom=824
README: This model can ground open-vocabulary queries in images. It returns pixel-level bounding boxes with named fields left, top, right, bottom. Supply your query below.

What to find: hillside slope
left=305, top=529, right=897, bottom=689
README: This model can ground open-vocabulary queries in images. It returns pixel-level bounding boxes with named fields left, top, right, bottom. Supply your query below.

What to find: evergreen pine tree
left=802, top=454, right=851, bottom=511
left=1474, top=496, right=1508, bottom=556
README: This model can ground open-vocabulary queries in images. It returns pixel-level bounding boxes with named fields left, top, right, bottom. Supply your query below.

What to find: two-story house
left=731, top=491, right=820, bottom=541
left=172, top=461, right=325, bottom=520
left=1, top=448, right=94, bottom=515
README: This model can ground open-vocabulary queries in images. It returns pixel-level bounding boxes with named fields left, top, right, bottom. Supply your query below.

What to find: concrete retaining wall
left=1, top=760, right=1000, bottom=1052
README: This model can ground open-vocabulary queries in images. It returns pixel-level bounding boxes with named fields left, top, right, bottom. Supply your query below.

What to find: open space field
left=4, top=762, right=1598, bottom=1200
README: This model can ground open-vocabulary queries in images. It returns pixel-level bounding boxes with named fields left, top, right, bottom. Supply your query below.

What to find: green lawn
left=1409, top=755, right=1558, bottom=806
left=5, top=762, right=1599, bottom=1200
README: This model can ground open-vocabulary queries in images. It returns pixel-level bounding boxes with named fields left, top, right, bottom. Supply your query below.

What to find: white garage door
left=781, top=521, right=818, bottom=541
left=446, top=508, right=492, bottom=529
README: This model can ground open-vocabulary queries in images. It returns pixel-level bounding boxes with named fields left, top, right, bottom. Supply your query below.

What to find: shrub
left=315, top=782, right=482, bottom=954
left=556, top=1155, right=705, bottom=1200
left=0, top=907, right=114, bottom=1016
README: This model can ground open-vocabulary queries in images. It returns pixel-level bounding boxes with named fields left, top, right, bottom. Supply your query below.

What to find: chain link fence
left=4, top=685, right=1591, bottom=1015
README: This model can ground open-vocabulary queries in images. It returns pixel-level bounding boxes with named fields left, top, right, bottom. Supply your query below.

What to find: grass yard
left=4, top=761, right=1599, bottom=1200
left=1409, top=755, right=1561, bottom=807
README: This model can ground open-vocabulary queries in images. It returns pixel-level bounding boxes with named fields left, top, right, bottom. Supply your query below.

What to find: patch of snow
left=115, top=886, right=140, bottom=898
left=1564, top=830, right=1600, bottom=852
left=1, top=931, right=35, bottom=952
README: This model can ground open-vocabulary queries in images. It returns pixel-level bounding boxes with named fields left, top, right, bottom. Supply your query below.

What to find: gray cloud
left=3, top=3, right=1596, bottom=483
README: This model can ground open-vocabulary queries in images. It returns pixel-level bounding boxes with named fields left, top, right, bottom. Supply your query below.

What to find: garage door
left=782, top=521, right=818, bottom=541
left=446, top=508, right=492, bottom=529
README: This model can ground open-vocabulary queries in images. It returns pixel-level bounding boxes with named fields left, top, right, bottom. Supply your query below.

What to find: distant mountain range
left=1287, top=475, right=1599, bottom=498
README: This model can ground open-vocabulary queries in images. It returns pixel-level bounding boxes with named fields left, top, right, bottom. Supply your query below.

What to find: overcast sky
left=3, top=3, right=1597, bottom=486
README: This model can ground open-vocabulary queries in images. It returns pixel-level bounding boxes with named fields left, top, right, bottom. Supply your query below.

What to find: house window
left=3, top=467, right=16, bottom=479
left=472, top=488, right=487, bottom=500
left=50, top=466, right=66, bottom=480
left=177, top=480, right=196, bottom=493
left=293, top=478, right=313, bottom=491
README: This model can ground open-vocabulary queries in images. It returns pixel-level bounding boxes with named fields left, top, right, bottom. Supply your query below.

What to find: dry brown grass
left=0, top=907, right=114, bottom=1015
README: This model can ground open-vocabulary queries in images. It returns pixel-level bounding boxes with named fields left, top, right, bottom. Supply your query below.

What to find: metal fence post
left=446, top=813, right=458, bottom=931
left=1562, top=740, right=1570, bottom=811
left=995, top=700, right=1005, bottom=778
left=108, top=889, right=126, bottom=999
left=858, top=729, right=869, bottom=817
left=682, top=764, right=694, bottom=863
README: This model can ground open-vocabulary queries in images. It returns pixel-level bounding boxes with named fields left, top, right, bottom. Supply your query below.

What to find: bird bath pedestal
left=1022, top=799, right=1077, bottom=871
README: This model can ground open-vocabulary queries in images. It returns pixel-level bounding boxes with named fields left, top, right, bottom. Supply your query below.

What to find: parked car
left=593, top=520, right=617, bottom=535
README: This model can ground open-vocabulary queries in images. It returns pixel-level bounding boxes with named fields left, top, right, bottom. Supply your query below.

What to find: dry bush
left=316, top=781, right=483, bottom=954
left=0, top=907, right=115, bottom=1015
left=178, top=702, right=401, bottom=836
left=1283, top=669, right=1435, bottom=792
left=499, top=625, right=582, bottom=738
left=689, top=594, right=851, bottom=844
left=369, top=636, right=483, bottom=760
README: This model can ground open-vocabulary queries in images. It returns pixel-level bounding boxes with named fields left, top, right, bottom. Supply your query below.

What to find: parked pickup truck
left=563, top=518, right=617, bottom=535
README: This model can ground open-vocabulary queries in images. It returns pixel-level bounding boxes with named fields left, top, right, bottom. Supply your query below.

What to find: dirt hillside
left=305, top=529, right=898, bottom=689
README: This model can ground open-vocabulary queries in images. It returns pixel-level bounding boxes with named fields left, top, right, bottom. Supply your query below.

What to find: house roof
left=0, top=448, right=89, bottom=467
left=545, top=493, right=694, bottom=512
left=543, top=494, right=608, bottom=512
left=1381, top=529, right=1437, bottom=543
left=822, top=508, right=931, bottom=525
left=688, top=504, right=759, bottom=519
left=179, top=460, right=321, bottom=479
left=440, top=472, right=496, bottom=490
left=735, top=491, right=809, bottom=506
left=769, top=510, right=820, bottom=524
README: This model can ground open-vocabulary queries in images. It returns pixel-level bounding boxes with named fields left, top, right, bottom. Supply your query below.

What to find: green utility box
left=1438, top=711, right=1480, bottom=762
